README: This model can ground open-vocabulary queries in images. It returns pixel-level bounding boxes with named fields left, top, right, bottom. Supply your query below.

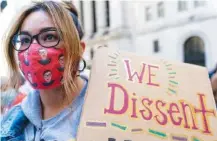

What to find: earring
left=78, top=58, right=86, bottom=72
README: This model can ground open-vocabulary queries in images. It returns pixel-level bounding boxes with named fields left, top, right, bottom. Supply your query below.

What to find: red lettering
left=194, top=94, right=216, bottom=134
left=155, top=100, right=168, bottom=125
left=124, top=60, right=146, bottom=83
left=168, top=103, right=182, bottom=126
left=139, top=98, right=153, bottom=120
left=104, top=83, right=129, bottom=115
left=131, top=93, right=138, bottom=118
left=147, top=65, right=159, bottom=87
left=180, top=101, right=199, bottom=130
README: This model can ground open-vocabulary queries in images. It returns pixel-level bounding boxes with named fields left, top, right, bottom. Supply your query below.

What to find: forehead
left=21, top=10, right=55, bottom=35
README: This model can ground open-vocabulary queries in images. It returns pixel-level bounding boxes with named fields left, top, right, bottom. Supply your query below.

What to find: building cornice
left=138, top=13, right=217, bottom=35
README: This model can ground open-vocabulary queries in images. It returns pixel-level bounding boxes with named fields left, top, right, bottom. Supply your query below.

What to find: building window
left=0, top=0, right=7, bottom=12
left=90, top=48, right=94, bottom=60
left=105, top=1, right=110, bottom=27
left=157, top=2, right=164, bottom=18
left=153, top=40, right=160, bottom=53
left=103, top=0, right=110, bottom=35
left=184, top=36, right=205, bottom=66
left=178, top=1, right=187, bottom=12
left=79, top=1, right=84, bottom=27
left=145, top=7, right=151, bottom=21
left=91, top=1, right=97, bottom=35
left=194, top=0, right=206, bottom=8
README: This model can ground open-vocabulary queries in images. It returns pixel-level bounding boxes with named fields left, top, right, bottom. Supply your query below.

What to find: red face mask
left=18, top=44, right=65, bottom=89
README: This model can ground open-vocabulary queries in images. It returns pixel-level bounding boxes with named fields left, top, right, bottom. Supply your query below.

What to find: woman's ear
left=80, top=41, right=86, bottom=53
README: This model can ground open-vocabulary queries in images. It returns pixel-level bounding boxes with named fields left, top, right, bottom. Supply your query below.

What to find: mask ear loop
left=77, top=58, right=86, bottom=76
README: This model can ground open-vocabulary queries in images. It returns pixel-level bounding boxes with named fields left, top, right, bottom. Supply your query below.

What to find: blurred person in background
left=209, top=63, right=217, bottom=78
left=10, top=76, right=28, bottom=107
left=1, top=75, right=27, bottom=115
left=0, top=76, right=17, bottom=114
left=1, top=1, right=88, bottom=141
left=208, top=63, right=217, bottom=108
left=211, top=69, right=217, bottom=108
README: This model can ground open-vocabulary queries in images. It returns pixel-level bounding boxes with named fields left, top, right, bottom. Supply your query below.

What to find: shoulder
left=1, top=105, right=21, bottom=137
left=1, top=105, right=22, bottom=124
left=1, top=105, right=28, bottom=138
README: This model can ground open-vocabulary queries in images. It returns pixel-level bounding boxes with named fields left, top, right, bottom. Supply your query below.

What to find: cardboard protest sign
left=77, top=48, right=217, bottom=141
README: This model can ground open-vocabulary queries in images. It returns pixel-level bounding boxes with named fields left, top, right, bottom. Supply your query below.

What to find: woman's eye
left=45, top=34, right=56, bottom=41
left=21, top=38, right=30, bottom=44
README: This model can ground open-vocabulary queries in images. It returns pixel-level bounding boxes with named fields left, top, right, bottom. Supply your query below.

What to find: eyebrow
left=20, top=27, right=56, bottom=35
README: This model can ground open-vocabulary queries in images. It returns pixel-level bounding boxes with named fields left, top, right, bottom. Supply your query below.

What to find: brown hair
left=3, top=1, right=83, bottom=96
